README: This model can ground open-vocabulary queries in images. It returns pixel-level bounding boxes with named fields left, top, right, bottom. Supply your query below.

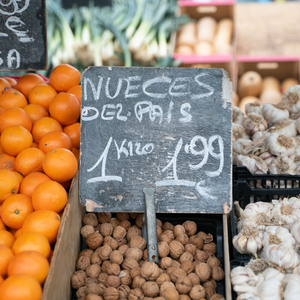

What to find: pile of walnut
left=71, top=212, right=225, bottom=300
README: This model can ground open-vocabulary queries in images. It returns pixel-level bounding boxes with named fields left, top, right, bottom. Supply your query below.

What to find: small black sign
left=80, top=66, right=232, bottom=213
left=0, top=0, right=47, bottom=71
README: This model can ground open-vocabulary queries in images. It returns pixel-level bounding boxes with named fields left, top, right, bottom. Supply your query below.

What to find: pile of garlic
left=233, top=85, right=300, bottom=175
left=231, top=197, right=300, bottom=299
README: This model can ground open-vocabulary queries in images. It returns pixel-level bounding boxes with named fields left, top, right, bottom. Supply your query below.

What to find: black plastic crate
left=72, top=213, right=225, bottom=299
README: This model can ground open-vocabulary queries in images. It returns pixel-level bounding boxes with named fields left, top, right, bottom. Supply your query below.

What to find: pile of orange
left=0, top=64, right=81, bottom=300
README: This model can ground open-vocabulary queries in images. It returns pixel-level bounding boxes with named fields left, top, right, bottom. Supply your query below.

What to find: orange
left=15, top=148, right=45, bottom=176
left=1, top=194, right=33, bottom=229
left=12, top=171, right=23, bottom=183
left=63, top=122, right=80, bottom=148
left=0, top=107, right=32, bottom=133
left=0, top=275, right=42, bottom=300
left=7, top=251, right=49, bottom=284
left=0, top=88, right=27, bottom=109
left=0, top=125, right=33, bottom=156
left=0, top=153, right=15, bottom=170
left=0, top=230, right=15, bottom=248
left=32, top=180, right=67, bottom=213
left=71, top=147, right=79, bottom=161
left=67, top=84, right=81, bottom=104
left=32, top=142, right=38, bottom=148
left=0, top=78, right=10, bottom=94
left=43, top=148, right=78, bottom=182
left=23, top=103, right=49, bottom=124
left=0, top=245, right=14, bottom=276
left=19, top=172, right=51, bottom=198
left=22, top=210, right=61, bottom=244
left=0, top=218, right=5, bottom=230
left=12, top=232, right=51, bottom=258
left=14, top=228, right=23, bottom=239
left=15, top=73, right=45, bottom=98
left=49, top=63, right=81, bottom=92
left=0, top=275, right=3, bottom=285
left=3, top=77, right=17, bottom=88
left=49, top=92, right=80, bottom=126
left=31, top=117, right=62, bottom=143
left=28, top=83, right=57, bottom=110
left=38, top=130, right=72, bottom=154
left=0, top=169, right=20, bottom=203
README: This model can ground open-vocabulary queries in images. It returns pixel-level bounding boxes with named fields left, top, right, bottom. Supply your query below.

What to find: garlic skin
left=256, top=277, right=283, bottom=300
left=268, top=155, right=296, bottom=175
left=245, top=101, right=263, bottom=116
left=259, top=151, right=275, bottom=166
left=233, top=139, right=253, bottom=155
left=231, top=266, right=263, bottom=287
left=263, top=226, right=296, bottom=249
left=267, top=134, right=296, bottom=157
left=280, top=85, right=300, bottom=114
left=261, top=267, right=285, bottom=282
left=233, top=154, right=268, bottom=174
left=243, top=113, right=268, bottom=135
left=262, top=244, right=299, bottom=270
left=233, top=123, right=250, bottom=142
left=272, top=198, right=300, bottom=226
left=233, top=106, right=245, bottom=125
left=262, top=103, right=289, bottom=124
left=232, top=227, right=263, bottom=257
left=283, top=274, right=300, bottom=300
left=290, top=220, right=300, bottom=244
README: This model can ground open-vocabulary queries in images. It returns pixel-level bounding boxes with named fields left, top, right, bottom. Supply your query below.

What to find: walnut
left=102, top=287, right=119, bottom=300
left=110, top=218, right=120, bottom=229
left=83, top=213, right=98, bottom=227
left=159, top=257, right=173, bottom=269
left=181, top=261, right=194, bottom=274
left=132, top=276, right=146, bottom=289
left=122, top=257, right=140, bottom=271
left=79, top=249, right=94, bottom=258
left=128, top=288, right=144, bottom=300
left=113, top=226, right=127, bottom=240
left=97, top=272, right=109, bottom=284
left=91, top=251, right=101, bottom=264
left=101, top=260, right=111, bottom=273
left=103, top=236, right=118, bottom=250
left=211, top=266, right=224, bottom=281
left=176, top=276, right=192, bottom=294
left=184, top=244, right=196, bottom=256
left=141, top=261, right=160, bottom=280
left=158, top=241, right=170, bottom=258
left=129, top=236, right=146, bottom=250
left=210, top=294, right=225, bottom=300
left=85, top=277, right=98, bottom=285
left=195, top=250, right=208, bottom=262
left=119, top=269, right=132, bottom=285
left=142, top=281, right=159, bottom=297
left=189, top=236, right=203, bottom=250
left=116, top=212, right=129, bottom=221
left=156, top=226, right=162, bottom=238
left=118, top=285, right=131, bottom=299
left=86, top=295, right=103, bottom=300
left=118, top=244, right=129, bottom=255
left=176, top=234, right=189, bottom=245
left=172, top=260, right=181, bottom=268
left=162, top=222, right=174, bottom=231
left=169, top=240, right=184, bottom=259
left=129, top=212, right=139, bottom=219
left=98, top=245, right=112, bottom=260
left=156, top=272, right=171, bottom=285
left=179, top=295, right=191, bottom=300
left=197, top=231, right=207, bottom=240
left=99, top=223, right=114, bottom=237
left=189, top=285, right=205, bottom=300
left=86, top=282, right=105, bottom=296
left=203, top=243, right=217, bottom=255
left=81, top=225, right=95, bottom=238
left=86, top=232, right=104, bottom=250
left=156, top=219, right=162, bottom=227
left=160, top=282, right=179, bottom=300
left=207, top=256, right=221, bottom=268
left=159, top=230, right=175, bottom=244
left=205, top=286, right=216, bottom=299
left=174, top=225, right=186, bottom=237
left=182, top=221, right=197, bottom=236
left=109, top=250, right=123, bottom=265
left=86, top=264, right=101, bottom=278
left=107, top=263, right=120, bottom=276
left=195, top=263, right=211, bottom=282
left=131, top=267, right=141, bottom=278
left=76, top=255, right=91, bottom=271
left=76, top=286, right=87, bottom=299
left=203, top=233, right=213, bottom=244
left=127, top=225, right=142, bottom=241
left=143, top=249, right=148, bottom=261
left=106, top=275, right=120, bottom=288
left=180, top=252, right=193, bottom=263
left=135, top=215, right=143, bottom=228
left=119, top=219, right=131, bottom=230
left=71, top=270, right=86, bottom=289
left=187, top=273, right=200, bottom=286
left=125, top=247, right=143, bottom=262
left=97, top=212, right=111, bottom=223
left=167, top=267, right=187, bottom=283
left=203, top=280, right=217, bottom=289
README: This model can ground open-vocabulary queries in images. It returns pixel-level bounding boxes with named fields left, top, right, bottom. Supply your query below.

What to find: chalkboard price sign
left=80, top=66, right=232, bottom=213
left=0, top=0, right=47, bottom=71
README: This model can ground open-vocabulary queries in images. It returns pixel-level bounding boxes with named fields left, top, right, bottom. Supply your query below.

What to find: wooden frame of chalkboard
left=80, top=66, right=232, bottom=214
left=0, top=0, right=47, bottom=71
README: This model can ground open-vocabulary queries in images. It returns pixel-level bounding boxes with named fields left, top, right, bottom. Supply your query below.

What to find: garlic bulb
left=262, top=103, right=289, bottom=125
left=268, top=119, right=297, bottom=138
left=231, top=266, right=264, bottom=288
left=280, top=85, right=300, bottom=114
left=233, top=106, right=245, bottom=125
left=233, top=154, right=268, bottom=174
left=243, top=113, right=268, bottom=135
left=245, top=101, right=263, bottom=116
left=263, top=226, right=295, bottom=249
left=232, top=227, right=263, bottom=257
left=233, top=123, right=250, bottom=142
left=290, top=220, right=300, bottom=244
left=272, top=198, right=300, bottom=226
left=262, top=244, right=299, bottom=270
left=259, top=151, right=274, bottom=166
left=236, top=293, right=260, bottom=300
left=252, top=130, right=270, bottom=142
left=296, top=117, right=300, bottom=133
left=268, top=155, right=296, bottom=175
left=261, top=267, right=285, bottom=281
left=241, top=202, right=273, bottom=221
left=267, top=134, right=296, bottom=157
left=233, top=139, right=253, bottom=155
left=283, top=274, right=300, bottom=300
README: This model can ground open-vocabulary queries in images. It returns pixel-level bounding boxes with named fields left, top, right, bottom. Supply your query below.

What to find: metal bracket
left=142, top=187, right=159, bottom=263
